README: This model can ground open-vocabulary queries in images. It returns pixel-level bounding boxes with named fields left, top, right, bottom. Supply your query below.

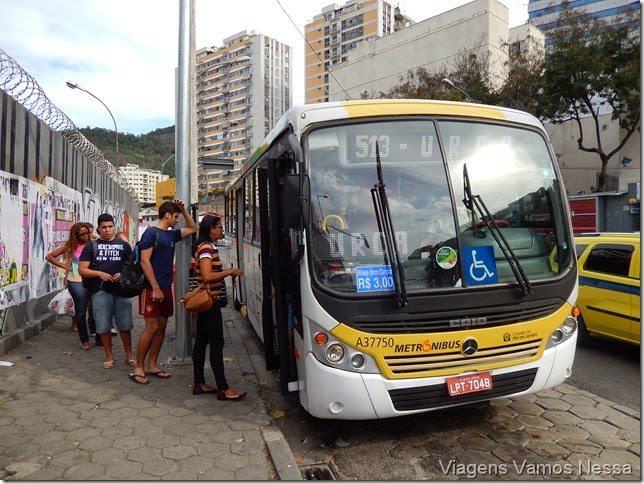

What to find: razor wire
left=0, top=49, right=136, bottom=199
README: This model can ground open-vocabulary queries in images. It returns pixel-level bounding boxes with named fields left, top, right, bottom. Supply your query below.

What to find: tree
left=374, top=41, right=497, bottom=103
left=496, top=35, right=545, bottom=114
left=538, top=6, right=640, bottom=192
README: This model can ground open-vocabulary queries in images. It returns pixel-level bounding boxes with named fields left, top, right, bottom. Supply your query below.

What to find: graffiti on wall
left=0, top=173, right=30, bottom=308
left=0, top=171, right=128, bottom=312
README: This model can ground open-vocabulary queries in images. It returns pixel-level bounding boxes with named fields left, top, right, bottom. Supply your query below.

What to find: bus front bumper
left=301, top=334, right=576, bottom=420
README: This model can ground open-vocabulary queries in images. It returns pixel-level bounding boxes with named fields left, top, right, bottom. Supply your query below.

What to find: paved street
left=0, top=302, right=641, bottom=480
left=0, top=306, right=300, bottom=481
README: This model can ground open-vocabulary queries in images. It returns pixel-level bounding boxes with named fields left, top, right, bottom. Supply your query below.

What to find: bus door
left=232, top=186, right=247, bottom=310
left=257, top=163, right=280, bottom=371
left=242, top=173, right=262, bottom=337
left=266, top=156, right=297, bottom=394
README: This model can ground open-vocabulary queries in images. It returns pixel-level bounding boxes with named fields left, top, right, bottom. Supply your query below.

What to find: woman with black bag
left=191, top=215, right=246, bottom=400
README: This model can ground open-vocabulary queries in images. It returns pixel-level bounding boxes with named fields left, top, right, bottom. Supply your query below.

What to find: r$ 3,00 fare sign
left=356, top=265, right=394, bottom=292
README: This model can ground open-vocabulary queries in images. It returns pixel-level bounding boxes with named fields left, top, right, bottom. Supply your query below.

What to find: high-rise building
left=304, top=0, right=414, bottom=104
left=196, top=30, right=292, bottom=193
left=528, top=0, right=640, bottom=45
left=119, top=164, right=167, bottom=204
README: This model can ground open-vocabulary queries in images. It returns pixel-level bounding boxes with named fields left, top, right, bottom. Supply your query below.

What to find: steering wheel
left=469, top=220, right=511, bottom=230
left=322, top=214, right=348, bottom=230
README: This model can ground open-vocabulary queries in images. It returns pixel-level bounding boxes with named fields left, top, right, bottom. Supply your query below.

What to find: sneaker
left=90, top=333, right=96, bottom=337
left=111, top=329, right=118, bottom=335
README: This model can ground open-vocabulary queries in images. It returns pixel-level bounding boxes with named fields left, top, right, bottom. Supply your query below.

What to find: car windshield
left=306, top=119, right=572, bottom=294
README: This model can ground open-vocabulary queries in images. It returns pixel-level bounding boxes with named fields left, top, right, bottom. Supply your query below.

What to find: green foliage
left=539, top=6, right=640, bottom=191
left=382, top=6, right=640, bottom=192
left=79, top=126, right=175, bottom=175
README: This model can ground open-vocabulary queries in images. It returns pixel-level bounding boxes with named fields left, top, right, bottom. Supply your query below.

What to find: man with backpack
left=130, top=198, right=197, bottom=385
left=79, top=213, right=135, bottom=369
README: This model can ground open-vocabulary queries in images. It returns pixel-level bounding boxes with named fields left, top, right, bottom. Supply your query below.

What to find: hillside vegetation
left=79, top=126, right=175, bottom=175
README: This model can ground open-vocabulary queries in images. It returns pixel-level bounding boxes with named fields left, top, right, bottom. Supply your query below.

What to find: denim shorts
left=91, top=290, right=133, bottom=334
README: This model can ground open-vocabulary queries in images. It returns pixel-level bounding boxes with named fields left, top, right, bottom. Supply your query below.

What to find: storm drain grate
left=301, top=464, right=336, bottom=480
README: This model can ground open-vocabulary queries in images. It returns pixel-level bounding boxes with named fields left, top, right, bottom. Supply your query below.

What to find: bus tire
left=576, top=313, right=591, bottom=346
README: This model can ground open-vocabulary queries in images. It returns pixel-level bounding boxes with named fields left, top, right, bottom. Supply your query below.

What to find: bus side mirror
left=282, top=174, right=310, bottom=228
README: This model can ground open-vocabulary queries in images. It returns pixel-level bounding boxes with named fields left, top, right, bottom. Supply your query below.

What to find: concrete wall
left=545, top=112, right=641, bottom=195
left=327, top=0, right=512, bottom=99
left=0, top=90, right=139, bottom=355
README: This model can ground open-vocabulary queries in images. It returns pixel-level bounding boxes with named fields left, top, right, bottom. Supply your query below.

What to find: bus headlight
left=546, top=310, right=578, bottom=348
left=326, top=344, right=345, bottom=363
left=562, top=317, right=577, bottom=335
left=350, top=353, right=366, bottom=369
left=308, top=321, right=380, bottom=373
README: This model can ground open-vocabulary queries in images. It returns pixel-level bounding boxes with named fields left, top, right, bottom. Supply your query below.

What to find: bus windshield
left=306, top=118, right=572, bottom=294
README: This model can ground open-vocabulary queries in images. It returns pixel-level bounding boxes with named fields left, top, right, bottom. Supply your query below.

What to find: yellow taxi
left=574, top=233, right=640, bottom=345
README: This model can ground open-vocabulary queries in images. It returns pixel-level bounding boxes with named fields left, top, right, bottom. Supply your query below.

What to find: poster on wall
left=45, top=177, right=82, bottom=289
left=0, top=173, right=30, bottom=309
left=29, top=180, right=81, bottom=299
left=0, top=171, right=82, bottom=310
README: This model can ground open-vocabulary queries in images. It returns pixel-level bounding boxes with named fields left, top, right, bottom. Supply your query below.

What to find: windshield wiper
left=370, top=141, right=407, bottom=307
left=462, top=163, right=533, bottom=296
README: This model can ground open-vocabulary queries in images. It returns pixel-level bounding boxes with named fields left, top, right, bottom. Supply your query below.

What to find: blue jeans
left=91, top=290, right=133, bottom=334
left=67, top=282, right=94, bottom=343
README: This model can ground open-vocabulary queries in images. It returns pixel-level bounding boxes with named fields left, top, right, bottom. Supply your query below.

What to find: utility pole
left=170, top=0, right=195, bottom=362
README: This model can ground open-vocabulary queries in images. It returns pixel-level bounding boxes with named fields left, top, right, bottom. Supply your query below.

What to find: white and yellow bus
left=224, top=100, right=578, bottom=420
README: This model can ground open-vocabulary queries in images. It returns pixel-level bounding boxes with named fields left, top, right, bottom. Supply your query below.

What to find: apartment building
left=196, top=30, right=292, bottom=192
left=119, top=164, right=167, bottom=204
left=304, top=0, right=414, bottom=104
left=528, top=0, right=640, bottom=45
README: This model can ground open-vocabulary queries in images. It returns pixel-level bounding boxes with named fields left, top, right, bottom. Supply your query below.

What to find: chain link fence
left=0, top=48, right=135, bottom=198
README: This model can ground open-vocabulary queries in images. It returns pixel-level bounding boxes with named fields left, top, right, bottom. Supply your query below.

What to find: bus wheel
left=576, top=313, right=590, bottom=346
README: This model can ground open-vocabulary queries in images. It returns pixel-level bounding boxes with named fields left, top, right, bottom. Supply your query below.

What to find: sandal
left=102, top=361, right=115, bottom=369
left=217, top=388, right=247, bottom=401
left=146, top=370, right=171, bottom=379
left=125, top=359, right=136, bottom=367
left=80, top=342, right=90, bottom=351
left=129, top=372, right=149, bottom=385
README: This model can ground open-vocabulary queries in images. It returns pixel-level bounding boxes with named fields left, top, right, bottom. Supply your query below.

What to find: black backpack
left=119, top=229, right=160, bottom=298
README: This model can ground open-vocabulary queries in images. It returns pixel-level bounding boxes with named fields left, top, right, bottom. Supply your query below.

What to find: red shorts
left=139, top=288, right=174, bottom=318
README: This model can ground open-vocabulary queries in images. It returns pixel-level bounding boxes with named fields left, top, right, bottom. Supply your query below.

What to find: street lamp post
left=66, top=81, right=119, bottom=170
left=442, top=78, right=475, bottom=103
left=161, top=154, right=175, bottom=178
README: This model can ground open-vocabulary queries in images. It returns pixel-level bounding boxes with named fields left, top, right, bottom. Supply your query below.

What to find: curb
left=224, top=310, right=303, bottom=481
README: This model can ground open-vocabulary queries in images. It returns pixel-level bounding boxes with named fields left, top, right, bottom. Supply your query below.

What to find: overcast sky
left=0, top=0, right=528, bottom=135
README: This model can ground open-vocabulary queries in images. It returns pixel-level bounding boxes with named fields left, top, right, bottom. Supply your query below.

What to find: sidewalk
left=0, top=304, right=302, bottom=480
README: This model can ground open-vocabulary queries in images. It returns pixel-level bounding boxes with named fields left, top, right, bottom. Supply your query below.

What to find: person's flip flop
left=125, top=359, right=136, bottom=367
left=146, top=370, right=171, bottom=379
left=102, top=361, right=115, bottom=369
left=129, top=373, right=149, bottom=385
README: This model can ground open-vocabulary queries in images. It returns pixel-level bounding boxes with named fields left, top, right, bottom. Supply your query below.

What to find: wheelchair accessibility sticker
left=462, top=246, right=498, bottom=285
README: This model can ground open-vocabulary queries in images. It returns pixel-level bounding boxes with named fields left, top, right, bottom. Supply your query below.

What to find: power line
left=273, top=0, right=352, bottom=101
